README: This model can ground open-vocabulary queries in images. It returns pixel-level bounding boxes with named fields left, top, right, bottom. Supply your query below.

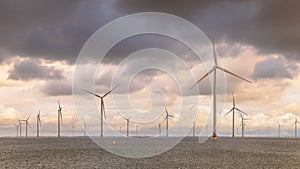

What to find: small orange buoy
left=212, top=132, right=217, bottom=141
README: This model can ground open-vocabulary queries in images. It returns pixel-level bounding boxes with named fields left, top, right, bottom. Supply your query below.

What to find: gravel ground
left=0, top=137, right=299, bottom=169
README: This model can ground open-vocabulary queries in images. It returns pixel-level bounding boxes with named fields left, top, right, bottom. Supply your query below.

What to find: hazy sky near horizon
left=0, top=0, right=299, bottom=137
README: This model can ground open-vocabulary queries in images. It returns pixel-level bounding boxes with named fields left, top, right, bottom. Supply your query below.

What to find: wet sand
left=0, top=137, right=299, bottom=169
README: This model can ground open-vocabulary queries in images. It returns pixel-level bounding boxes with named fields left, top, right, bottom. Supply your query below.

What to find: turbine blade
left=103, top=84, right=119, bottom=98
left=27, top=121, right=32, bottom=128
left=235, top=108, right=247, bottom=115
left=239, top=113, right=243, bottom=119
left=212, top=38, right=218, bottom=66
left=165, top=105, right=168, bottom=116
left=232, top=92, right=235, bottom=107
left=189, top=68, right=215, bottom=91
left=168, top=115, right=174, bottom=118
left=217, top=67, right=252, bottom=83
left=58, top=100, right=61, bottom=109
left=224, top=108, right=234, bottom=117
left=27, top=114, right=31, bottom=121
left=163, top=116, right=167, bottom=123
left=80, top=89, right=101, bottom=98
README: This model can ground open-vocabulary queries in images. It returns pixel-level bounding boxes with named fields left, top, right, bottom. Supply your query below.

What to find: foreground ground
left=0, top=137, right=299, bottom=169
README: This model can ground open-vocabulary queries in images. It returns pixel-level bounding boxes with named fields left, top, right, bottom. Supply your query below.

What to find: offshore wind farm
left=1, top=0, right=300, bottom=168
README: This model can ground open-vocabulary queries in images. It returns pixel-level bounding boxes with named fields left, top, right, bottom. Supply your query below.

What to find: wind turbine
left=192, top=111, right=199, bottom=138
left=72, top=122, right=75, bottom=137
left=19, top=114, right=31, bottom=138
left=36, top=111, right=41, bottom=137
left=163, top=105, right=174, bottom=137
left=240, top=114, right=250, bottom=138
left=84, top=120, right=87, bottom=136
left=81, top=85, right=119, bottom=137
left=224, top=93, right=247, bottom=138
left=122, top=115, right=132, bottom=137
left=135, top=125, right=138, bottom=137
left=190, top=38, right=251, bottom=141
left=293, top=116, right=299, bottom=138
left=15, top=124, right=20, bottom=137
left=158, top=123, right=161, bottom=136
left=192, top=121, right=195, bottom=138
left=57, top=100, right=63, bottom=138
left=278, top=122, right=281, bottom=138
left=17, top=120, right=22, bottom=137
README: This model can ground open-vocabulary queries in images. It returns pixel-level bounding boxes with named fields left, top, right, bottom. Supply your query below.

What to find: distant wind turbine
left=84, top=120, right=87, bottom=136
left=122, top=115, right=132, bottom=137
left=135, top=125, right=138, bottom=137
left=240, top=114, right=250, bottom=138
left=190, top=38, right=251, bottom=141
left=81, top=85, right=119, bottom=137
left=278, top=122, right=281, bottom=138
left=17, top=120, right=22, bottom=137
left=158, top=123, right=161, bottom=136
left=163, top=105, right=174, bottom=137
left=192, top=121, right=195, bottom=138
left=224, top=93, right=247, bottom=138
left=19, top=114, right=31, bottom=138
left=15, top=124, right=20, bottom=137
left=57, top=100, right=63, bottom=138
left=36, top=111, right=41, bottom=137
left=294, top=116, right=299, bottom=138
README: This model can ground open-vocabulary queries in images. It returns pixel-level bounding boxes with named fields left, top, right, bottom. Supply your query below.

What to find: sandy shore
left=0, top=137, right=299, bottom=169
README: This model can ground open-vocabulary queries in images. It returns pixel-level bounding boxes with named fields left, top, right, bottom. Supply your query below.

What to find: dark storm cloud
left=252, top=57, right=297, bottom=80
left=115, top=0, right=300, bottom=61
left=41, top=80, right=72, bottom=96
left=8, top=60, right=64, bottom=81
left=0, top=0, right=300, bottom=64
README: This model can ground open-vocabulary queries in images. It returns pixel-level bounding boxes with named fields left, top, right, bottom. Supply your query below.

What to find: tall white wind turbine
left=81, top=85, right=119, bottom=137
left=190, top=39, right=251, bottom=141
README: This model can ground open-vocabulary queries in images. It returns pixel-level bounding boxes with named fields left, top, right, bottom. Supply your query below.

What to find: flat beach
left=0, top=137, right=299, bottom=169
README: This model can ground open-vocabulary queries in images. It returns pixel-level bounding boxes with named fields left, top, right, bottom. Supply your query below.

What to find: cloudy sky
left=0, top=0, right=299, bottom=137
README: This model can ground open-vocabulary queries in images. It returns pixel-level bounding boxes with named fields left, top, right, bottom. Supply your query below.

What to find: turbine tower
left=81, top=85, right=119, bottom=137
left=190, top=38, right=251, bottom=141
left=57, top=100, right=63, bottom=138
left=36, top=111, right=41, bottom=137
left=164, top=105, right=174, bottom=137
left=224, top=93, right=247, bottom=138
